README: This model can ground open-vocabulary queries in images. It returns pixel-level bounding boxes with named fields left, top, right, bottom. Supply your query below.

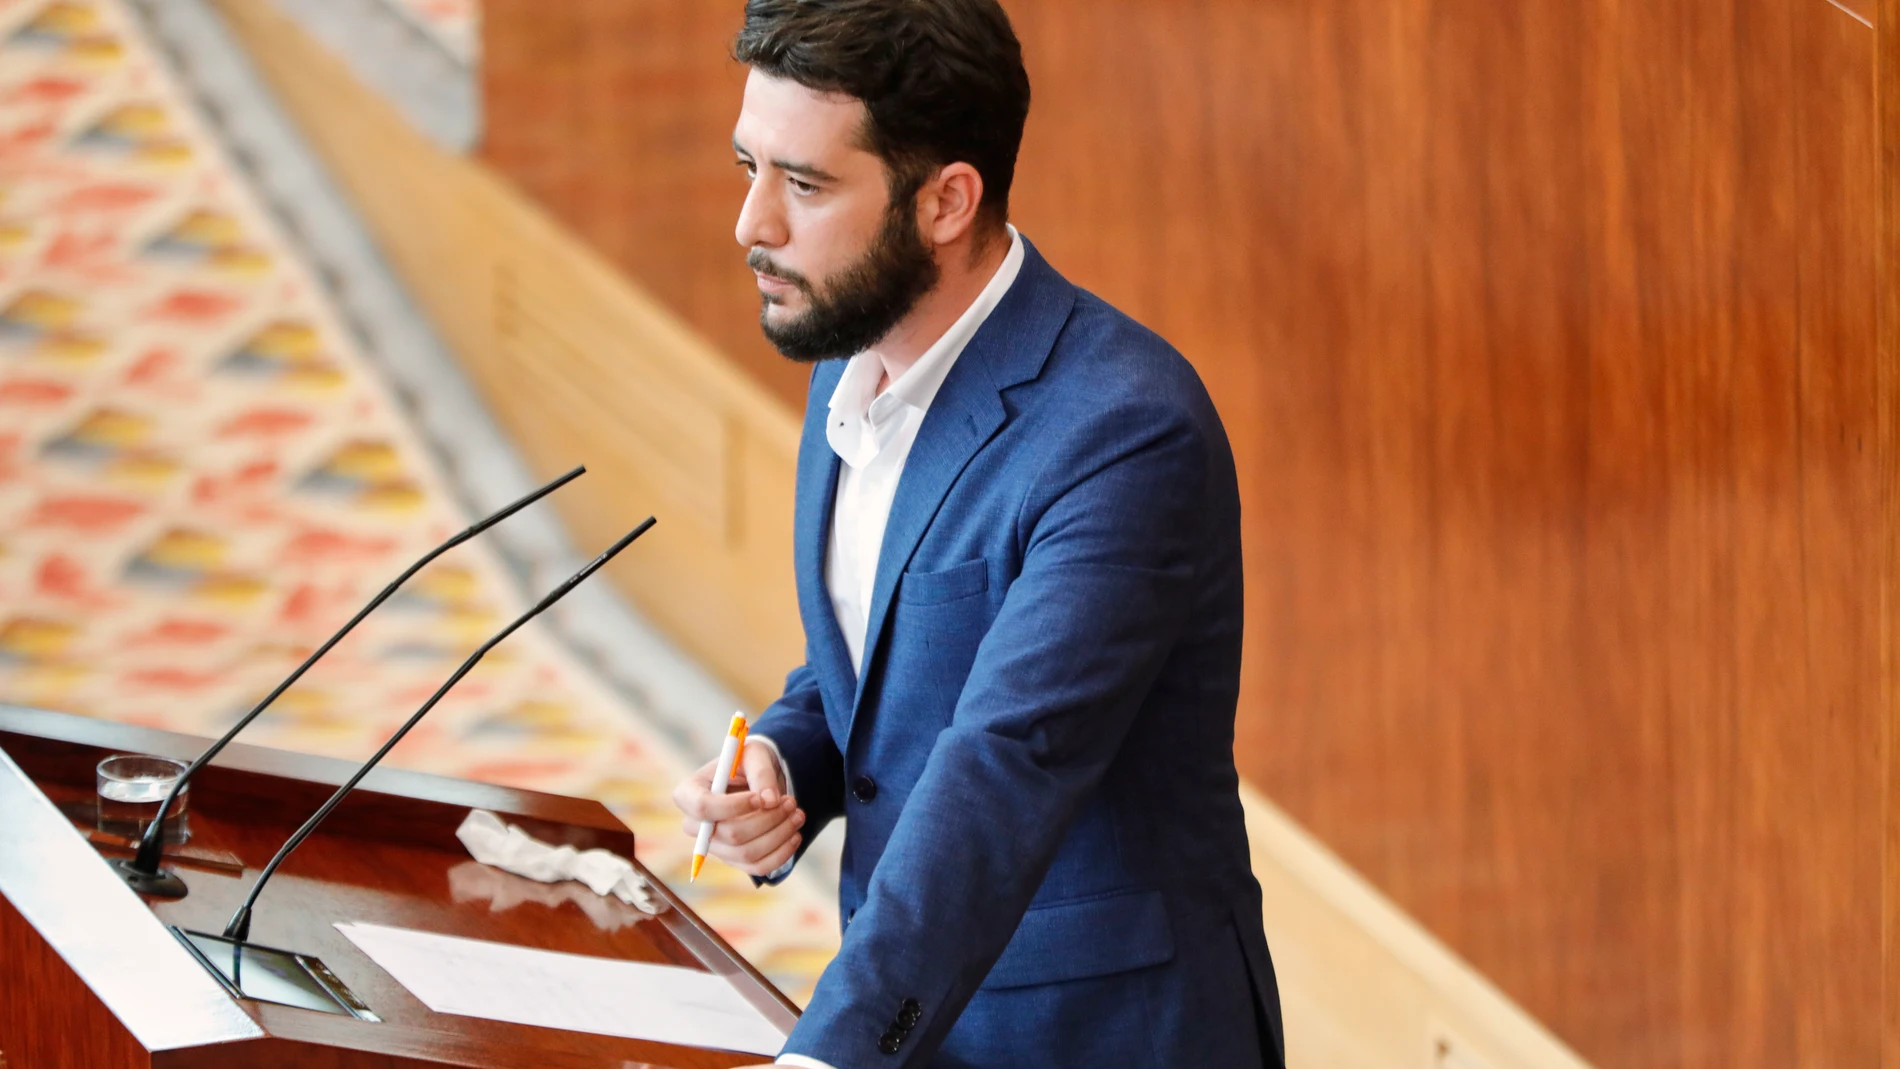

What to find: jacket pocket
left=897, top=558, right=989, bottom=606
left=978, top=888, right=1175, bottom=990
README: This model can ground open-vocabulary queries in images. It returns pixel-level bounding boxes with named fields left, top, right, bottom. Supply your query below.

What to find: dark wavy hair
left=734, top=0, right=1031, bottom=231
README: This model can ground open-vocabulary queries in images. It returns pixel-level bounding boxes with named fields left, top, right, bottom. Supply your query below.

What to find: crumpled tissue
left=454, top=809, right=661, bottom=915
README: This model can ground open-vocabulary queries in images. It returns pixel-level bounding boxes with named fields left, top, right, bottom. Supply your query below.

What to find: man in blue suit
left=672, top=2, right=1284, bottom=1066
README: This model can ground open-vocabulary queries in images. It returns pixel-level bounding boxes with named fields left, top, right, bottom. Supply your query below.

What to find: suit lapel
left=848, top=241, right=1077, bottom=727
left=847, top=369, right=1006, bottom=723
left=793, top=360, right=855, bottom=727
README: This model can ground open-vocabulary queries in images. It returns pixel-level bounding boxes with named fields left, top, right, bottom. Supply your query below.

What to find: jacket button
left=898, top=1007, right=921, bottom=1028
left=853, top=775, right=878, bottom=802
left=900, top=997, right=921, bottom=1015
left=878, top=1029, right=903, bottom=1054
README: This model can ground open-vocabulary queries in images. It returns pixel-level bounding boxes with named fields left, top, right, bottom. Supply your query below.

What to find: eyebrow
left=732, top=137, right=839, bottom=184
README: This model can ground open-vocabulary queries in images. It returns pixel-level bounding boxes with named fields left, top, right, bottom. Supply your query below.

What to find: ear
left=915, top=162, right=986, bottom=246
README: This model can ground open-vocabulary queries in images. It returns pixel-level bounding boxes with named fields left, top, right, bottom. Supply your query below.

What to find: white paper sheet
left=334, top=921, right=787, bottom=1056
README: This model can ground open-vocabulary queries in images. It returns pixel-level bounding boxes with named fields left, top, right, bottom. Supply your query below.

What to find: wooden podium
left=0, top=704, right=798, bottom=1068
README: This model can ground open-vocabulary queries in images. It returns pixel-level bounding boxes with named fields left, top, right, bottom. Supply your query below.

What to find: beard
left=748, top=197, right=941, bottom=363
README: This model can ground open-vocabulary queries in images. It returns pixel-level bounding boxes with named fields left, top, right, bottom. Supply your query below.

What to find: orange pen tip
left=690, top=854, right=706, bottom=882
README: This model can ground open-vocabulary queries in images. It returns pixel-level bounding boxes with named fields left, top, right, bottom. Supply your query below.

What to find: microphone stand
left=112, top=465, right=587, bottom=898
left=219, top=517, right=655, bottom=944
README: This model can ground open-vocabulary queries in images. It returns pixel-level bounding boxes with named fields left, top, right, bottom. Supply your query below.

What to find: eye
left=737, top=160, right=756, bottom=180
left=788, top=177, right=818, bottom=197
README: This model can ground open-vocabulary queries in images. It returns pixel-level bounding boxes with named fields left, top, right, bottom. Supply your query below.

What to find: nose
left=735, top=176, right=787, bottom=250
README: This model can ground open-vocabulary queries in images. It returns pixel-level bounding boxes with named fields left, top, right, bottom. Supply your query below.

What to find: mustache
left=746, top=249, right=814, bottom=294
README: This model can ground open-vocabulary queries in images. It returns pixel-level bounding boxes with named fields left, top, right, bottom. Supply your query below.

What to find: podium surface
left=0, top=704, right=798, bottom=1068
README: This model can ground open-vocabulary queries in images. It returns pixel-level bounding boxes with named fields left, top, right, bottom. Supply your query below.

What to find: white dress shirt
left=824, top=225, right=1024, bottom=673
left=769, top=227, right=1023, bottom=1069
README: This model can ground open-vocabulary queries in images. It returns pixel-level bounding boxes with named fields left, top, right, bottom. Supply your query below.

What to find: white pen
left=690, top=712, right=748, bottom=881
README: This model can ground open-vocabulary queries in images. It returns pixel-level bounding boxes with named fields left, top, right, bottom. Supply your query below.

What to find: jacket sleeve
left=779, top=397, right=1210, bottom=1068
left=751, top=661, right=846, bottom=881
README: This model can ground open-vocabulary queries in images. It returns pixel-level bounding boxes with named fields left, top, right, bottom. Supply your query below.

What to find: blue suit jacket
left=755, top=240, right=1285, bottom=1069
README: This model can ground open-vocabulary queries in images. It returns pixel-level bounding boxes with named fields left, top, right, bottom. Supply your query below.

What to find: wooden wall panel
left=480, top=0, right=804, bottom=409
left=479, top=1, right=1896, bottom=1066
left=1876, top=0, right=1900, bottom=1065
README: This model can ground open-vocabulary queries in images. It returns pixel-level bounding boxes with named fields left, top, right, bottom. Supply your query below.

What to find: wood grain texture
left=1005, top=3, right=1884, bottom=1066
left=0, top=707, right=794, bottom=1068
left=480, top=0, right=804, bottom=410
left=476, top=1, right=1894, bottom=1066
left=1879, top=0, right=1900, bottom=1065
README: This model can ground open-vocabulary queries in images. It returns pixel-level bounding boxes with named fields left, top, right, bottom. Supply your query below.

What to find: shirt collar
left=827, top=225, right=1025, bottom=422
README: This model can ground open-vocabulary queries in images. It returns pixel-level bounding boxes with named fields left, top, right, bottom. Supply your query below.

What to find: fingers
left=741, top=745, right=786, bottom=806
left=669, top=795, right=806, bottom=877
left=736, top=830, right=801, bottom=877
left=697, top=787, right=778, bottom=823
left=670, top=758, right=718, bottom=817
left=748, top=823, right=804, bottom=875
left=673, top=762, right=781, bottom=824
left=719, top=817, right=804, bottom=877
left=714, top=806, right=805, bottom=872
left=714, top=796, right=800, bottom=845
left=673, top=739, right=798, bottom=821
left=676, top=797, right=800, bottom=843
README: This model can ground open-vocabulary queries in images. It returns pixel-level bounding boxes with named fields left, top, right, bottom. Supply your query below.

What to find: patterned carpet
left=0, top=0, right=838, bottom=1003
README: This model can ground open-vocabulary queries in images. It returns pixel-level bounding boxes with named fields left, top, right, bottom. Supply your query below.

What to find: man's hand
left=672, top=741, right=805, bottom=877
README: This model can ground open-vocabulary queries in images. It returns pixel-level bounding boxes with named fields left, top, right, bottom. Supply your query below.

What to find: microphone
left=112, top=465, right=588, bottom=898
left=219, top=517, right=656, bottom=944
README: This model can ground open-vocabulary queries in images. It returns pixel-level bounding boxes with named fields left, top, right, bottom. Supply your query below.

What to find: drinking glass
left=95, top=754, right=191, bottom=844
